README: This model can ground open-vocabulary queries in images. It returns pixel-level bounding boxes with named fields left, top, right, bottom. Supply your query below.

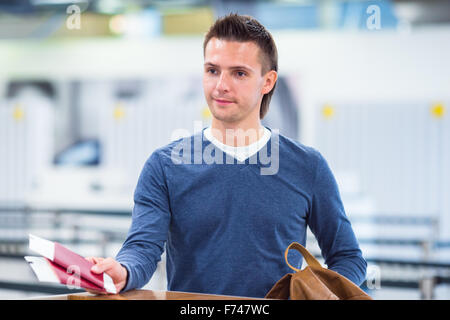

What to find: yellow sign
left=202, top=107, right=211, bottom=119
left=322, top=104, right=335, bottom=119
left=163, top=7, right=214, bottom=35
left=12, top=104, right=25, bottom=121
left=431, top=102, right=445, bottom=118
left=113, top=103, right=125, bottom=120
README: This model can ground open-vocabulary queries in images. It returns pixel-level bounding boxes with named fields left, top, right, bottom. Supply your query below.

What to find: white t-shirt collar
left=203, top=126, right=271, bottom=162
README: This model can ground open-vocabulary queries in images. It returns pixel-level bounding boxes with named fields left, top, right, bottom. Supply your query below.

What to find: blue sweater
left=115, top=128, right=367, bottom=298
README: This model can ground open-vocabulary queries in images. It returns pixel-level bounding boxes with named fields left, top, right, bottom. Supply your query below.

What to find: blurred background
left=0, top=0, right=449, bottom=300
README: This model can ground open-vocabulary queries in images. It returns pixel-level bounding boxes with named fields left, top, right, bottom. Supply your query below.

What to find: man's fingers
left=91, top=257, right=115, bottom=274
left=86, top=257, right=104, bottom=264
left=84, top=257, right=119, bottom=294
left=86, top=256, right=106, bottom=273
left=85, top=257, right=95, bottom=264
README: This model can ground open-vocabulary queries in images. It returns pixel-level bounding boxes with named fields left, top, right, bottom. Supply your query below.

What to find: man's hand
left=85, top=257, right=128, bottom=295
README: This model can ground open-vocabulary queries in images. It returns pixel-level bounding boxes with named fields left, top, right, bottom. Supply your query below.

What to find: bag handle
left=284, top=242, right=322, bottom=272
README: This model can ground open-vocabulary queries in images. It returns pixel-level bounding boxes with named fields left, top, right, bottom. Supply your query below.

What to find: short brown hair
left=203, top=13, right=278, bottom=119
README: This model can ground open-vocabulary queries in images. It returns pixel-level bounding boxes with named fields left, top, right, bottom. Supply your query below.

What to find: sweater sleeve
left=115, top=151, right=171, bottom=292
left=307, top=151, right=367, bottom=286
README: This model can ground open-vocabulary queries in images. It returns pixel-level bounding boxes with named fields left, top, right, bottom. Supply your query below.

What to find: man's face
left=203, top=37, right=275, bottom=125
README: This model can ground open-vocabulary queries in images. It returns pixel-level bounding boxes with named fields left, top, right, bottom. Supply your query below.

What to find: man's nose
left=215, top=73, right=230, bottom=93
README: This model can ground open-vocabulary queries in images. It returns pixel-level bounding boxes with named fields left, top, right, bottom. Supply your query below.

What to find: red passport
left=25, top=234, right=116, bottom=294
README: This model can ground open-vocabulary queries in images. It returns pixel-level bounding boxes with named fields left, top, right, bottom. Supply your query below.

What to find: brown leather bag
left=265, top=242, right=372, bottom=300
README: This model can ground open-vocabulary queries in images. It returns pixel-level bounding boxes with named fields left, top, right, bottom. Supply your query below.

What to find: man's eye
left=236, top=71, right=246, bottom=77
left=207, top=68, right=217, bottom=75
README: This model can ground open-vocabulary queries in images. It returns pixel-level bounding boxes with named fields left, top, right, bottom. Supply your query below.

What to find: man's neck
left=210, top=119, right=265, bottom=147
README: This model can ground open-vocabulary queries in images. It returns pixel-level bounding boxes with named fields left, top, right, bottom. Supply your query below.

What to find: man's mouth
left=214, top=98, right=234, bottom=105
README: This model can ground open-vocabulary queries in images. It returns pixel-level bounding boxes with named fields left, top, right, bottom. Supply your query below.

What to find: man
left=87, top=13, right=367, bottom=298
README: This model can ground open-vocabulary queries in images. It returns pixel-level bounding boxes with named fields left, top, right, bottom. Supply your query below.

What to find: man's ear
left=262, top=70, right=278, bottom=95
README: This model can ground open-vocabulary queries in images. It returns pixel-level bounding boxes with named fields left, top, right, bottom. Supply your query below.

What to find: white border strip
left=29, top=234, right=55, bottom=261
left=25, top=256, right=59, bottom=283
left=103, top=273, right=117, bottom=294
